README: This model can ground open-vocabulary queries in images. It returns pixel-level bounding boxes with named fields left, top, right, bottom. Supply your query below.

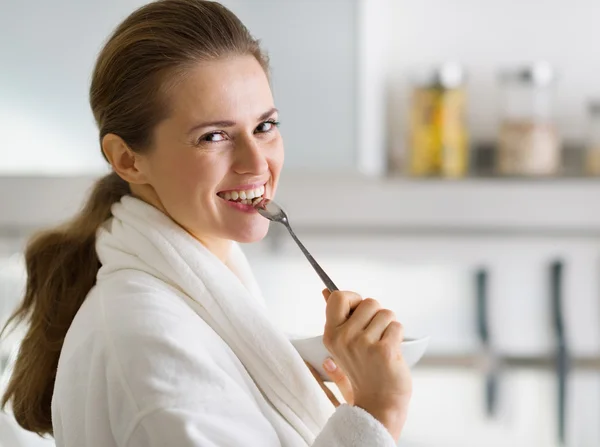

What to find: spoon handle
left=284, top=223, right=339, bottom=292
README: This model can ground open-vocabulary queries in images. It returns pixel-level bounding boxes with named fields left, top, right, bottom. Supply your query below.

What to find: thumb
left=322, top=288, right=332, bottom=301
left=323, top=358, right=354, bottom=404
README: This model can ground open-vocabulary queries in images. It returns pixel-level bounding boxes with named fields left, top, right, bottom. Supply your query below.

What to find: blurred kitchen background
left=2, top=0, right=600, bottom=446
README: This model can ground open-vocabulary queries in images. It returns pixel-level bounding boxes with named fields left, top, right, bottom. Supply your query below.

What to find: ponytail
left=0, top=172, right=129, bottom=435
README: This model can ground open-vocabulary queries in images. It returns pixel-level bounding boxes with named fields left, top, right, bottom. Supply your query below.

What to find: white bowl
left=291, top=335, right=429, bottom=380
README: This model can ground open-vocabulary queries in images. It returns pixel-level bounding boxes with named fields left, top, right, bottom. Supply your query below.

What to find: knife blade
left=476, top=267, right=499, bottom=417
left=550, top=260, right=569, bottom=447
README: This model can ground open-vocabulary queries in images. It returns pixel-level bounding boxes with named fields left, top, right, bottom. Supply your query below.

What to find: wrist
left=354, top=400, right=408, bottom=441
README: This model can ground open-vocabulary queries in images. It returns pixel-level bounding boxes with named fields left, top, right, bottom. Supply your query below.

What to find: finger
left=343, top=298, right=381, bottom=332
left=364, top=309, right=396, bottom=342
left=323, top=358, right=354, bottom=405
left=322, top=289, right=331, bottom=301
left=325, top=291, right=362, bottom=328
left=306, top=361, right=340, bottom=407
left=381, top=320, right=404, bottom=344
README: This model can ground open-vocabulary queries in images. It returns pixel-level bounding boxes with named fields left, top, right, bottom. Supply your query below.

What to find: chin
left=230, top=220, right=270, bottom=244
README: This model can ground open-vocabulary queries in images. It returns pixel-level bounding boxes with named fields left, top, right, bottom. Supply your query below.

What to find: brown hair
left=1, top=0, right=268, bottom=436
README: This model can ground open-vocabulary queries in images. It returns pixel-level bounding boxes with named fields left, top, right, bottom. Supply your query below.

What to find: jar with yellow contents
left=407, top=64, right=469, bottom=178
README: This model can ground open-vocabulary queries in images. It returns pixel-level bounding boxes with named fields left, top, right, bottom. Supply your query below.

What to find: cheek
left=268, top=138, right=285, bottom=171
left=150, top=150, right=216, bottom=201
left=268, top=139, right=285, bottom=189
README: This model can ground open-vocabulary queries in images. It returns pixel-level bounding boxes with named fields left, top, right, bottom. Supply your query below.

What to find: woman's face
left=135, top=55, right=283, bottom=252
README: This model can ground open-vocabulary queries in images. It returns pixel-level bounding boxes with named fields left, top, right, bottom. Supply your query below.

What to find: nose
left=233, top=136, right=269, bottom=175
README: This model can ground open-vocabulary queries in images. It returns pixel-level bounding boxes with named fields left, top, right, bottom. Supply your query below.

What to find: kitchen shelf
left=275, top=173, right=600, bottom=236
left=3, top=173, right=600, bottom=236
left=418, top=354, right=600, bottom=371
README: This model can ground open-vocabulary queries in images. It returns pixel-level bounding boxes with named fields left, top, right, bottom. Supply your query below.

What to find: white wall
left=221, top=0, right=358, bottom=172
left=0, top=0, right=145, bottom=174
left=0, top=0, right=358, bottom=174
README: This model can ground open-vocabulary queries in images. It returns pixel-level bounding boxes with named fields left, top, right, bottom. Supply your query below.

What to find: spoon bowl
left=256, top=199, right=288, bottom=224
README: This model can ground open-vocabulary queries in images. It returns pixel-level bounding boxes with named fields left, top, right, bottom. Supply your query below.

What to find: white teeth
left=252, top=197, right=262, bottom=205
left=222, top=185, right=265, bottom=203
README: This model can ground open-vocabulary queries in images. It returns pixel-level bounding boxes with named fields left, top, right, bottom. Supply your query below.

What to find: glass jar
left=406, top=63, right=469, bottom=178
left=497, top=62, right=561, bottom=176
left=585, top=100, right=600, bottom=176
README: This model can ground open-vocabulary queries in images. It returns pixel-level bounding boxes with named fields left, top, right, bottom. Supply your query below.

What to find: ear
left=101, top=133, right=149, bottom=185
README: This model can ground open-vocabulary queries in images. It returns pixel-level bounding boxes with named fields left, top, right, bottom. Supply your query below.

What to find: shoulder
left=62, top=270, right=205, bottom=358
left=89, top=270, right=227, bottom=370
left=94, top=269, right=201, bottom=336
left=62, top=268, right=239, bottom=387
left=90, top=270, right=248, bottom=402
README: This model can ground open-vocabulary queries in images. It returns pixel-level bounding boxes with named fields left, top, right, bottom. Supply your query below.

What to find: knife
left=550, top=260, right=569, bottom=446
left=476, top=267, right=499, bottom=417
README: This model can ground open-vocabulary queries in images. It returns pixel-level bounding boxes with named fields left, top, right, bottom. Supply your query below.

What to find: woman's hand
left=322, top=289, right=412, bottom=442
left=306, top=360, right=354, bottom=407
left=322, top=357, right=354, bottom=405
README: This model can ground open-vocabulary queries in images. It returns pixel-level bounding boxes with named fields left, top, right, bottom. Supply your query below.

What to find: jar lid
left=499, top=62, right=556, bottom=85
left=412, top=63, right=466, bottom=89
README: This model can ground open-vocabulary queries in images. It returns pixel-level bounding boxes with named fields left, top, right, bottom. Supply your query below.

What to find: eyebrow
left=187, top=107, right=278, bottom=134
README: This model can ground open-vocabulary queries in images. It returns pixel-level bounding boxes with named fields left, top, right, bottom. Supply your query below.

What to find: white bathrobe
left=51, top=196, right=397, bottom=447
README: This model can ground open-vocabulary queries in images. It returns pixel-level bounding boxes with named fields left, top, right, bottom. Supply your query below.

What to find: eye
left=198, top=131, right=227, bottom=144
left=255, top=119, right=280, bottom=134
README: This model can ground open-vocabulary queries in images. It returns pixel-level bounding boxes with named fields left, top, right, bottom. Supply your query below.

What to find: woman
left=1, top=1, right=412, bottom=446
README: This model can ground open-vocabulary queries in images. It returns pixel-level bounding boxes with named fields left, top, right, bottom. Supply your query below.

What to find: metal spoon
left=256, top=199, right=338, bottom=292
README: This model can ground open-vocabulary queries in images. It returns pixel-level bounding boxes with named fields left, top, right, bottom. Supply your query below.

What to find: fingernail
left=323, top=358, right=337, bottom=372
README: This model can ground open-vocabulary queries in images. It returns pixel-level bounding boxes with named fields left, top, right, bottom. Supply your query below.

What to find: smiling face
left=126, top=55, right=283, bottom=256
